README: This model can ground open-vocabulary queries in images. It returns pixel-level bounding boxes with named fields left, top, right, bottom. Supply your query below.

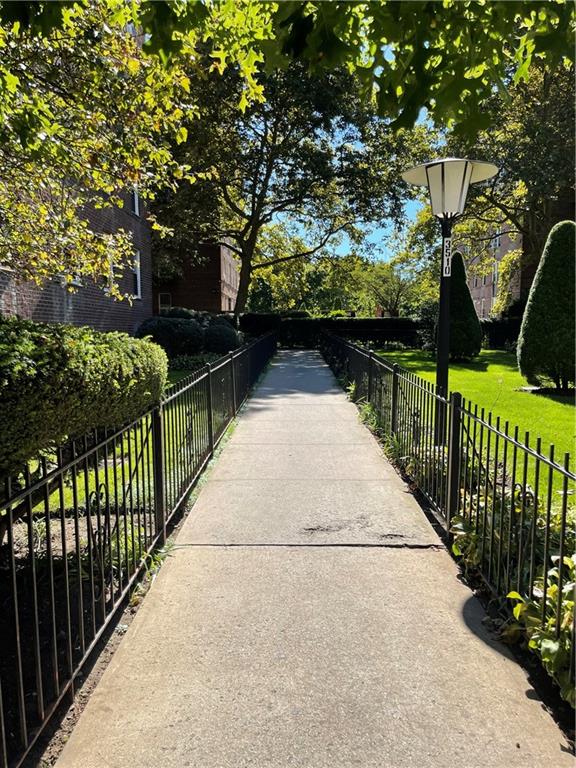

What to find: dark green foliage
left=0, top=317, right=167, bottom=476
left=239, top=313, right=283, bottom=335
left=210, top=315, right=236, bottom=329
left=481, top=318, right=521, bottom=350
left=136, top=316, right=204, bottom=357
left=517, top=221, right=575, bottom=388
left=160, top=306, right=196, bottom=319
left=204, top=324, right=241, bottom=353
left=415, top=299, right=439, bottom=352
left=449, top=252, right=483, bottom=360
left=169, top=353, right=221, bottom=371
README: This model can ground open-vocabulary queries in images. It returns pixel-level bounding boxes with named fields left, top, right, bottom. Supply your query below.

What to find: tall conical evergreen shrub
left=517, top=220, right=575, bottom=389
left=449, top=251, right=483, bottom=360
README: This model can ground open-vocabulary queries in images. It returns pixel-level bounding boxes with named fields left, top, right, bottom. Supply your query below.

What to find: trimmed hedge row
left=137, top=313, right=241, bottom=357
left=0, top=318, right=168, bottom=476
left=239, top=314, right=421, bottom=347
left=239, top=313, right=523, bottom=350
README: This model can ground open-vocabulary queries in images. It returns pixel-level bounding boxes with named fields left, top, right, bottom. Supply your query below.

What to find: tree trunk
left=234, top=252, right=253, bottom=320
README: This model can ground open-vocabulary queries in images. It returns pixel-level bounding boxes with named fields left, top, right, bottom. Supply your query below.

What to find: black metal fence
left=0, top=333, right=276, bottom=768
left=321, top=333, right=575, bottom=687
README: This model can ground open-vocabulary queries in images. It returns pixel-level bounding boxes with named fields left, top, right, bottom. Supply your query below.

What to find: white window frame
left=130, top=187, right=140, bottom=217
left=132, top=250, right=142, bottom=300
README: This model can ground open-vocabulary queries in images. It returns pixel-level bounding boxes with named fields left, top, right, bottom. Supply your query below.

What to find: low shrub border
left=0, top=317, right=168, bottom=477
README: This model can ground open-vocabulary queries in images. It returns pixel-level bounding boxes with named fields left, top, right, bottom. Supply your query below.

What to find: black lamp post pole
left=434, top=216, right=454, bottom=444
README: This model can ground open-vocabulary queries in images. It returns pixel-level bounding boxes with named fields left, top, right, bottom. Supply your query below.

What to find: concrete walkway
left=56, top=351, right=571, bottom=768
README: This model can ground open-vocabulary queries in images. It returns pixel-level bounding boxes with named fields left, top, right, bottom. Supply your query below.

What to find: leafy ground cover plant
left=508, top=556, right=575, bottom=707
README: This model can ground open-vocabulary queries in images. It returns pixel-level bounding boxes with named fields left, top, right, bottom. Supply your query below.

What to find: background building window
left=481, top=298, right=486, bottom=318
left=492, top=260, right=498, bottom=297
left=132, top=250, right=142, bottom=299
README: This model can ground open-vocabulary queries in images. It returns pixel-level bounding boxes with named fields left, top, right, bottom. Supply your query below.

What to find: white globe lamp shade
left=401, top=158, right=498, bottom=218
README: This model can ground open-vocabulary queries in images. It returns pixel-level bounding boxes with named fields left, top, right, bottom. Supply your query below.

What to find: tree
left=246, top=225, right=365, bottom=314
left=0, top=2, right=193, bottom=290
left=153, top=62, right=430, bottom=316
left=4, top=1, right=573, bottom=136
left=449, top=251, right=482, bottom=360
left=352, top=261, right=417, bottom=317
left=517, top=221, right=575, bottom=389
left=449, top=62, right=575, bottom=288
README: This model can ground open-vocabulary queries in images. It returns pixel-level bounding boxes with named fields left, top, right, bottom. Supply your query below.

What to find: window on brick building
left=132, top=250, right=142, bottom=299
left=492, top=261, right=498, bottom=297
left=481, top=298, right=486, bottom=318
left=130, top=188, right=140, bottom=217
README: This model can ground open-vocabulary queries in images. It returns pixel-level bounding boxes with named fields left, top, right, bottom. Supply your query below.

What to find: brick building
left=0, top=191, right=152, bottom=334
left=465, top=231, right=523, bottom=319
left=154, top=243, right=239, bottom=314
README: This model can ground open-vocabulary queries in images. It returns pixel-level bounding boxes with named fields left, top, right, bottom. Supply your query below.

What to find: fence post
left=152, top=406, right=166, bottom=544
left=206, top=363, right=214, bottom=455
left=230, top=351, right=237, bottom=414
left=391, top=364, right=399, bottom=435
left=367, top=350, right=374, bottom=404
left=446, top=391, right=462, bottom=534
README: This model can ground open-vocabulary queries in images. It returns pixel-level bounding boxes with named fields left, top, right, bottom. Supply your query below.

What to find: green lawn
left=376, top=349, right=575, bottom=462
left=167, top=369, right=191, bottom=386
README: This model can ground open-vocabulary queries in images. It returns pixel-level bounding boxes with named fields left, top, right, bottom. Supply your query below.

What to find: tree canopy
left=152, top=61, right=431, bottom=315
left=3, top=0, right=574, bottom=134
left=0, top=0, right=573, bottom=296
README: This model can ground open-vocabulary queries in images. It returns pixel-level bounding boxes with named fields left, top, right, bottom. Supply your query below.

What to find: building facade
left=0, top=192, right=152, bottom=334
left=465, top=231, right=522, bottom=319
left=154, top=243, right=239, bottom=314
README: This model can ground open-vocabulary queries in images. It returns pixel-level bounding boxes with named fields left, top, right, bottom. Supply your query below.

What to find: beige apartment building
left=464, top=231, right=522, bottom=318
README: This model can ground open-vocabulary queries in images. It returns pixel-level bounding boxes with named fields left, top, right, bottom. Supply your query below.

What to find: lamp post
left=401, top=158, right=498, bottom=442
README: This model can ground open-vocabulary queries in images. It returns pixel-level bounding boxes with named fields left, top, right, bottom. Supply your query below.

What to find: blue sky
left=335, top=198, right=423, bottom=262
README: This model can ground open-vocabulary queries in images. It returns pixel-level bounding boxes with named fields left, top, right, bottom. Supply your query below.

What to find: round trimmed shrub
left=136, top=316, right=204, bottom=357
left=0, top=317, right=168, bottom=476
left=160, top=306, right=196, bottom=319
left=204, top=324, right=241, bottom=353
left=517, top=221, right=575, bottom=388
left=210, top=314, right=236, bottom=329
left=449, top=251, right=482, bottom=360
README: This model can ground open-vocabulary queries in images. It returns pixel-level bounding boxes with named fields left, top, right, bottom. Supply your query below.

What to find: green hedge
left=449, top=252, right=483, bottom=360
left=205, top=324, right=241, bottom=353
left=518, top=221, right=575, bottom=388
left=0, top=318, right=168, bottom=476
left=239, top=314, right=420, bottom=346
left=136, top=316, right=204, bottom=357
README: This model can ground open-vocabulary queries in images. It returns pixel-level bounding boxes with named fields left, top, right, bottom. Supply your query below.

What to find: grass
left=376, top=349, right=575, bottom=463
left=167, top=369, right=191, bottom=386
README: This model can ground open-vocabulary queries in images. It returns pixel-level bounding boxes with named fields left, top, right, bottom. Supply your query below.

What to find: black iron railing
left=321, top=332, right=575, bottom=693
left=0, top=333, right=276, bottom=768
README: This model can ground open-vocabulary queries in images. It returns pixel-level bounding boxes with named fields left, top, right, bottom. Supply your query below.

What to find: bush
left=210, top=314, right=236, bottom=329
left=481, top=317, right=522, bottom=350
left=160, top=306, right=196, bottom=319
left=518, top=221, right=575, bottom=388
left=136, top=316, right=204, bottom=357
left=0, top=317, right=167, bottom=476
left=415, top=299, right=439, bottom=352
left=239, top=313, right=282, bottom=335
left=204, top=324, right=241, bottom=353
left=170, top=353, right=221, bottom=371
left=449, top=252, right=483, bottom=360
